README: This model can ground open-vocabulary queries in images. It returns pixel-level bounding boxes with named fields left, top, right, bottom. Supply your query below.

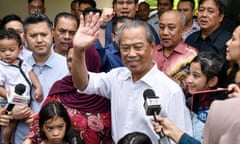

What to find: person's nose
left=5, top=51, right=11, bottom=56
left=128, top=47, right=137, bottom=56
left=186, top=75, right=193, bottom=84
left=200, top=9, right=208, bottom=17
left=122, top=2, right=128, bottom=8
left=52, top=129, right=60, bottom=136
left=36, top=35, right=43, bottom=42
left=64, top=32, right=71, bottom=40
left=162, top=27, right=170, bottom=35
left=226, top=39, right=231, bottom=47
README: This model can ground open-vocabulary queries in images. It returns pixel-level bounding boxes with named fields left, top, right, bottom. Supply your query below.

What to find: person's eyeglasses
left=29, top=5, right=44, bottom=11
left=117, top=1, right=134, bottom=5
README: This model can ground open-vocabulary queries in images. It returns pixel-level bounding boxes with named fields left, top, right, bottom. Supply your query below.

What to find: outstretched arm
left=152, top=116, right=200, bottom=144
left=72, top=13, right=103, bottom=90
left=152, top=116, right=184, bottom=143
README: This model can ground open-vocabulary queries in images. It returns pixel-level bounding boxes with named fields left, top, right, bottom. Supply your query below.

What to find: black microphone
left=143, top=89, right=170, bottom=144
left=143, top=89, right=161, bottom=117
left=72, top=137, right=77, bottom=144
left=5, top=83, right=27, bottom=114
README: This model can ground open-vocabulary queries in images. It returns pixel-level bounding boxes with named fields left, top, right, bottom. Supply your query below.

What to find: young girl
left=186, top=51, right=227, bottom=142
left=38, top=101, right=77, bottom=144
left=0, top=28, right=43, bottom=143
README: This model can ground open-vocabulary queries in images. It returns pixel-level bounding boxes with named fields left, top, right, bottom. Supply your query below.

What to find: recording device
left=191, top=88, right=228, bottom=113
left=143, top=89, right=161, bottom=116
left=143, top=89, right=169, bottom=144
left=5, top=83, right=28, bottom=114
left=72, top=137, right=77, bottom=144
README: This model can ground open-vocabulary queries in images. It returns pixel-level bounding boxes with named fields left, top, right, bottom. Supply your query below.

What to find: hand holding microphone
left=5, top=83, right=29, bottom=114
left=152, top=116, right=185, bottom=144
left=143, top=89, right=170, bottom=144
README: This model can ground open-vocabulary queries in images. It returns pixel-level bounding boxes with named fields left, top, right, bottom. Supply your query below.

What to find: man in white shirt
left=72, top=14, right=192, bottom=143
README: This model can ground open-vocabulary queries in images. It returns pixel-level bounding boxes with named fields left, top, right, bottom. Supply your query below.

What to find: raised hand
left=73, top=13, right=103, bottom=51
left=101, top=8, right=115, bottom=25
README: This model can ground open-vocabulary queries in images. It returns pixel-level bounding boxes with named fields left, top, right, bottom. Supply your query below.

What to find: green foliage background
left=145, top=0, right=199, bottom=15
left=145, top=0, right=158, bottom=9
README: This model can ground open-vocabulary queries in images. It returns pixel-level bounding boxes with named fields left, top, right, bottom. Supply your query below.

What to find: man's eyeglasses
left=29, top=6, right=44, bottom=11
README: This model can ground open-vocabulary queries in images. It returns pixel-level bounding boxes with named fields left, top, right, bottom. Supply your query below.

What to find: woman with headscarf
left=24, top=45, right=113, bottom=144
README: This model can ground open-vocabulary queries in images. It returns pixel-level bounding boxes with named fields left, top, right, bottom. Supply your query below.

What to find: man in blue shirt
left=13, top=13, right=68, bottom=143
left=96, top=16, right=133, bottom=72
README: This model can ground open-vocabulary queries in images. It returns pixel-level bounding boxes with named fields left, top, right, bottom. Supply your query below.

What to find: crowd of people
left=0, top=0, right=240, bottom=144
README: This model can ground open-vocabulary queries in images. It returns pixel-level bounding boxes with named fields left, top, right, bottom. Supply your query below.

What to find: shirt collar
left=196, top=26, right=223, bottom=42
left=121, top=62, right=159, bottom=88
left=191, top=19, right=200, bottom=31
left=140, top=63, right=160, bottom=87
left=157, top=41, right=186, bottom=54
left=28, top=51, right=57, bottom=68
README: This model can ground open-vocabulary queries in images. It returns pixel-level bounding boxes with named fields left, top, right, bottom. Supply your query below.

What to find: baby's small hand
left=24, top=111, right=36, bottom=126
left=34, top=88, right=43, bottom=102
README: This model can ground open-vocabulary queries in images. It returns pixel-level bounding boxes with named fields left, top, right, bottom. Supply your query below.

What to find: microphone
left=5, top=83, right=28, bottom=114
left=143, top=89, right=169, bottom=144
left=143, top=89, right=161, bottom=116
left=72, top=137, right=77, bottom=144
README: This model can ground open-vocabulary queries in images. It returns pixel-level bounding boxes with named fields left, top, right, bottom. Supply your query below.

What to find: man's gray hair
left=115, top=20, right=155, bottom=46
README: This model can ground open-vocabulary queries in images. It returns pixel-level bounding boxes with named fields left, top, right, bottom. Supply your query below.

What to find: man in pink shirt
left=153, top=10, right=198, bottom=82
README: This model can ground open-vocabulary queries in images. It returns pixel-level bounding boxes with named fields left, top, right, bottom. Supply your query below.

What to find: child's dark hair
left=112, top=16, right=134, bottom=34
left=23, top=13, right=53, bottom=33
left=39, top=101, right=77, bottom=143
left=78, top=0, right=96, bottom=8
left=82, top=7, right=102, bottom=17
left=191, top=51, right=226, bottom=88
left=0, top=28, right=22, bottom=47
left=117, top=132, right=152, bottom=144
left=1, top=14, right=23, bottom=29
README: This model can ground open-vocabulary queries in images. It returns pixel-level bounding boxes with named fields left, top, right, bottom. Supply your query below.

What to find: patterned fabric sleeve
left=25, top=113, right=42, bottom=144
left=25, top=95, right=113, bottom=144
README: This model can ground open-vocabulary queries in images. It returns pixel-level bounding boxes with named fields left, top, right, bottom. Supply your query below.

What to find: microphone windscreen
left=143, top=89, right=155, bottom=100
left=14, top=83, right=26, bottom=95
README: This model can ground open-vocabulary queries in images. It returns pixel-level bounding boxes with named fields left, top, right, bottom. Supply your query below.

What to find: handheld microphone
left=72, top=137, right=77, bottom=144
left=5, top=83, right=28, bottom=114
left=143, top=89, right=161, bottom=116
left=143, top=89, right=169, bottom=144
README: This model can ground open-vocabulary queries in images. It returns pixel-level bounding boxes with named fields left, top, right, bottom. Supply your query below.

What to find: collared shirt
left=185, top=26, right=232, bottom=57
left=148, top=14, right=160, bottom=38
left=95, top=41, right=123, bottom=72
left=26, top=51, right=69, bottom=112
left=14, top=51, right=69, bottom=143
left=19, top=46, right=32, bottom=61
left=78, top=64, right=192, bottom=143
left=182, top=19, right=200, bottom=41
left=153, top=41, right=198, bottom=80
